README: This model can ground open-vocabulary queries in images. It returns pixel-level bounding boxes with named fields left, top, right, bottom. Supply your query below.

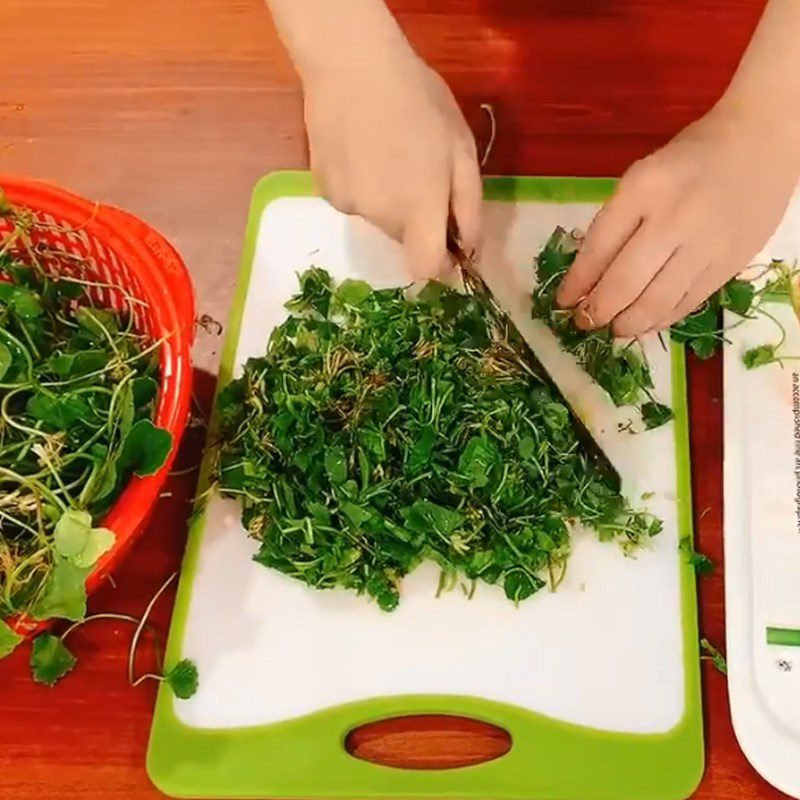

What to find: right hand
left=303, top=49, right=482, bottom=280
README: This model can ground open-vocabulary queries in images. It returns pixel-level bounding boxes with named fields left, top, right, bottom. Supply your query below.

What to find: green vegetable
left=531, top=228, right=661, bottom=414
left=743, top=344, right=778, bottom=370
left=30, top=633, right=77, bottom=686
left=0, top=192, right=172, bottom=649
left=217, top=269, right=660, bottom=611
left=679, top=537, right=715, bottom=577
left=700, top=638, right=727, bottom=675
left=165, top=659, right=200, bottom=699
left=641, top=402, right=674, bottom=431
left=0, top=620, right=22, bottom=658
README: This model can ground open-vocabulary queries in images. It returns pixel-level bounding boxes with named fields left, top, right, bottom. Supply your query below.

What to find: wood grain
left=0, top=0, right=789, bottom=798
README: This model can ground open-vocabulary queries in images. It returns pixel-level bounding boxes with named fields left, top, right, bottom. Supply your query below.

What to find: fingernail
left=573, top=304, right=595, bottom=330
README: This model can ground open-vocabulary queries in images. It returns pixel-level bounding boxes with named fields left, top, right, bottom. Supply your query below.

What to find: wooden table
left=0, top=0, right=788, bottom=797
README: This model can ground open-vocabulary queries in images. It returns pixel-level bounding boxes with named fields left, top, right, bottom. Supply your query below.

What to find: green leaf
left=0, top=285, right=43, bottom=319
left=32, top=558, right=89, bottom=622
left=458, top=436, right=500, bottom=489
left=132, top=376, right=158, bottom=407
left=53, top=509, right=115, bottom=569
left=164, top=659, right=199, bottom=699
left=46, top=350, right=107, bottom=378
left=743, top=344, right=777, bottom=370
left=640, top=401, right=673, bottom=430
left=27, top=392, right=90, bottom=429
left=503, top=571, right=544, bottom=603
left=76, top=307, right=120, bottom=340
left=407, top=426, right=436, bottom=473
left=679, top=537, right=715, bottom=577
left=335, top=279, right=372, bottom=308
left=0, top=187, right=12, bottom=215
left=700, top=638, right=727, bottom=676
left=0, top=341, right=11, bottom=381
left=402, top=500, right=464, bottom=539
left=30, top=634, right=77, bottom=686
left=518, top=436, right=535, bottom=460
left=324, top=446, right=348, bottom=485
left=0, top=620, right=23, bottom=659
left=720, top=279, right=755, bottom=317
left=117, top=419, right=173, bottom=477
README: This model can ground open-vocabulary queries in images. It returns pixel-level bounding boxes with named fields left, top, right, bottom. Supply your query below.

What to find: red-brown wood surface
left=0, top=0, right=787, bottom=798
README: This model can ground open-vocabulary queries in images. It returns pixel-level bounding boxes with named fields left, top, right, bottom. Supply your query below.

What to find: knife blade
left=445, top=223, right=622, bottom=493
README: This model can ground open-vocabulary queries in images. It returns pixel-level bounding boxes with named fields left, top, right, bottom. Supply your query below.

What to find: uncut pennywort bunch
left=0, top=247, right=171, bottom=630
left=216, top=269, right=661, bottom=611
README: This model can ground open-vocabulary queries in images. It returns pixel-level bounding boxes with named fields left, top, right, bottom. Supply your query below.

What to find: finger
left=450, top=140, right=483, bottom=256
left=574, top=221, right=678, bottom=330
left=612, top=245, right=711, bottom=337
left=556, top=191, right=642, bottom=308
left=658, top=264, right=729, bottom=329
left=403, top=188, right=451, bottom=280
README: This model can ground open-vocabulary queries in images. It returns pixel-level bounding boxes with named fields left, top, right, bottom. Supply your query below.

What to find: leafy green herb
left=30, top=633, right=77, bottom=686
left=679, top=537, right=715, bottom=577
left=700, top=638, right=728, bottom=675
left=0, top=620, right=22, bottom=658
left=641, top=402, right=674, bottom=431
left=531, top=228, right=661, bottom=415
left=217, top=269, right=661, bottom=611
left=743, top=344, right=778, bottom=370
left=165, top=659, right=199, bottom=699
left=0, top=190, right=172, bottom=650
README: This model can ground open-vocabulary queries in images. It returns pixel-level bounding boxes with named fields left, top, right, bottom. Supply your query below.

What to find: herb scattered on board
left=0, top=191, right=176, bottom=683
left=700, top=638, right=728, bottom=676
left=215, top=269, right=662, bottom=612
left=679, top=537, right=715, bottom=577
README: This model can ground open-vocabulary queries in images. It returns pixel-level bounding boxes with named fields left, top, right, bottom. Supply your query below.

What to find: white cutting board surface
left=724, top=191, right=800, bottom=799
left=175, top=196, right=686, bottom=734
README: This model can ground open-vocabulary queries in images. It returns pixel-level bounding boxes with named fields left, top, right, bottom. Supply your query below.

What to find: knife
left=445, top=223, right=622, bottom=493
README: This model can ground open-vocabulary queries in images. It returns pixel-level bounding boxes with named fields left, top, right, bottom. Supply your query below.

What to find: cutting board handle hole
left=345, top=714, right=512, bottom=770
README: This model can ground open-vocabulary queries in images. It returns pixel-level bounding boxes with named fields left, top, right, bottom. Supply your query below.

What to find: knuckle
left=615, top=302, right=655, bottom=336
left=622, top=156, right=666, bottom=194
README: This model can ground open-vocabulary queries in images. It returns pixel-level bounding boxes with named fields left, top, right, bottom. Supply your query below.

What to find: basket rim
left=0, top=175, right=195, bottom=635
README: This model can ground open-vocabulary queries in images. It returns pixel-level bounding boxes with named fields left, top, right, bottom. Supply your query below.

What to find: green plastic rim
left=147, top=172, right=704, bottom=800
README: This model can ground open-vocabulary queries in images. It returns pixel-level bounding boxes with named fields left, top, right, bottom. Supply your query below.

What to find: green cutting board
left=148, top=173, right=703, bottom=800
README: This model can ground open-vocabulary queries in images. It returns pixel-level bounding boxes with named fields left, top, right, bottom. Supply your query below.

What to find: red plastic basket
left=0, top=176, right=195, bottom=634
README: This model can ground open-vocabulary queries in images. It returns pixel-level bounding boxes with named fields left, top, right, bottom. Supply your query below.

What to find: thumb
left=402, top=193, right=450, bottom=281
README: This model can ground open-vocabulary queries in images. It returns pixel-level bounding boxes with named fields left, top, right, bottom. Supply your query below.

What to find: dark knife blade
left=446, top=225, right=622, bottom=493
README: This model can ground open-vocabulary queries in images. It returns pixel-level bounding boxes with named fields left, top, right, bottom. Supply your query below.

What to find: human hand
left=303, top=49, right=482, bottom=280
left=556, top=106, right=800, bottom=336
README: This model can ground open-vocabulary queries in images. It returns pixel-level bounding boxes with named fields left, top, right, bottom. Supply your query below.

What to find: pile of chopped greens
left=531, top=227, right=761, bottom=422
left=0, top=191, right=185, bottom=691
left=216, top=268, right=661, bottom=611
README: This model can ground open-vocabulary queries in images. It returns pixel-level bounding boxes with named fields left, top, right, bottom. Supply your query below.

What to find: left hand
left=556, top=105, right=800, bottom=336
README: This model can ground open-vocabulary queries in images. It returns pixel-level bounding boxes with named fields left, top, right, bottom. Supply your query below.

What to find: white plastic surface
left=724, top=193, right=800, bottom=799
left=175, top=197, right=686, bottom=735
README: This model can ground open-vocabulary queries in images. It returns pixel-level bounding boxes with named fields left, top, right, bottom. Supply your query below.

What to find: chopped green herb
left=641, top=401, right=674, bottom=430
left=679, top=537, right=715, bottom=577
left=743, top=343, right=778, bottom=370
left=700, top=638, right=728, bottom=675
left=217, top=269, right=661, bottom=611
